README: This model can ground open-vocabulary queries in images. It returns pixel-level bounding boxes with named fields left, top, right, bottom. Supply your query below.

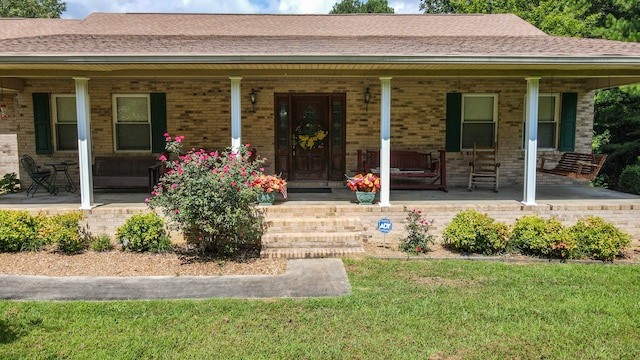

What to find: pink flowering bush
left=147, top=134, right=266, bottom=255
left=399, top=209, right=435, bottom=255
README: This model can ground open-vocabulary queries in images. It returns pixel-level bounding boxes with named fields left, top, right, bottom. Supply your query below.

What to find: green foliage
left=419, top=0, right=601, bottom=37
left=42, top=211, right=86, bottom=254
left=330, top=0, right=394, bottom=13
left=442, top=210, right=509, bottom=255
left=618, top=164, right=640, bottom=194
left=570, top=216, right=630, bottom=261
left=147, top=135, right=265, bottom=255
left=0, top=173, right=20, bottom=195
left=510, top=215, right=579, bottom=259
left=0, top=210, right=41, bottom=252
left=398, top=209, right=435, bottom=254
left=594, top=87, right=640, bottom=189
left=0, top=0, right=66, bottom=18
left=115, top=212, right=170, bottom=253
left=90, top=234, right=114, bottom=252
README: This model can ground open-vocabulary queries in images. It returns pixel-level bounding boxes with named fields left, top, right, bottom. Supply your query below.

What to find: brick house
left=1, top=13, right=640, bottom=209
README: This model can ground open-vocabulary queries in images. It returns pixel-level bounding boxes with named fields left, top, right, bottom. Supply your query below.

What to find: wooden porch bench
left=357, top=149, right=447, bottom=191
left=538, top=152, right=607, bottom=181
left=93, top=155, right=162, bottom=192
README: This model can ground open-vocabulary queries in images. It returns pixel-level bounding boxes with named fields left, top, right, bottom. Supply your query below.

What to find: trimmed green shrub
left=0, top=210, right=41, bottom=252
left=442, top=210, right=509, bottom=255
left=618, top=164, right=640, bottom=195
left=399, top=209, right=435, bottom=254
left=42, top=211, right=86, bottom=254
left=510, top=215, right=579, bottom=259
left=0, top=173, right=20, bottom=194
left=570, top=216, right=630, bottom=261
left=90, top=234, right=114, bottom=252
left=116, top=212, right=170, bottom=252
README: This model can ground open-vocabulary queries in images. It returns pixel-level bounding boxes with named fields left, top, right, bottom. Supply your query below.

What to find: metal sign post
left=377, top=217, right=392, bottom=248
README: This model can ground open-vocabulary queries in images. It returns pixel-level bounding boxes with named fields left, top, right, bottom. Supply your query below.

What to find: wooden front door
left=275, top=93, right=345, bottom=181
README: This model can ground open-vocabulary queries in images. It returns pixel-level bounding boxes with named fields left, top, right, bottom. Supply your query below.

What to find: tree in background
left=0, top=0, right=66, bottom=18
left=419, top=0, right=640, bottom=191
left=330, top=0, right=394, bottom=14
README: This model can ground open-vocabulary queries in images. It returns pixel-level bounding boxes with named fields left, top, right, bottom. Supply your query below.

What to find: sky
left=62, top=0, right=423, bottom=19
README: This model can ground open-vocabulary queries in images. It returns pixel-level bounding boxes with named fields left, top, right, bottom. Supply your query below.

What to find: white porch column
left=229, top=76, right=242, bottom=152
left=523, top=77, right=541, bottom=206
left=73, top=77, right=94, bottom=209
left=379, top=77, right=392, bottom=207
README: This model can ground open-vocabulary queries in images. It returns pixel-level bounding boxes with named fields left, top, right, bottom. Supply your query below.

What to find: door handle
left=292, top=144, right=296, bottom=156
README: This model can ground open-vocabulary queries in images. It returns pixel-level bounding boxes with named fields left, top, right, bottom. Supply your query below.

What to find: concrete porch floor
left=0, top=184, right=638, bottom=208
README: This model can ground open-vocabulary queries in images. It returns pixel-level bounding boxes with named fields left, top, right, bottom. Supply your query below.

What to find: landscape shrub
left=442, top=210, right=509, bottom=255
left=90, top=234, right=114, bottom=252
left=398, top=209, right=435, bottom=254
left=0, top=210, right=41, bottom=252
left=0, top=172, right=20, bottom=194
left=147, top=134, right=265, bottom=255
left=41, top=212, right=86, bottom=254
left=570, top=216, right=630, bottom=261
left=618, top=164, right=640, bottom=195
left=510, top=215, right=579, bottom=259
left=116, top=212, right=171, bottom=252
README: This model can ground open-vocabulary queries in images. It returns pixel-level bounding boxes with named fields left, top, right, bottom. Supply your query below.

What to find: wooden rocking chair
left=468, top=144, right=500, bottom=192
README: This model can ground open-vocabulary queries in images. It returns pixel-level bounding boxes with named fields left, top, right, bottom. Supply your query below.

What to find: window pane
left=464, top=97, right=494, bottom=121
left=116, top=124, right=151, bottom=150
left=462, top=123, right=494, bottom=148
left=116, top=97, right=149, bottom=123
left=56, top=97, right=77, bottom=123
left=538, top=96, right=556, bottom=122
left=538, top=122, right=556, bottom=148
left=56, top=124, right=78, bottom=151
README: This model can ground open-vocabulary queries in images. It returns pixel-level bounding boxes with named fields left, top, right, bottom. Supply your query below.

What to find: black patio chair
left=20, top=155, right=56, bottom=196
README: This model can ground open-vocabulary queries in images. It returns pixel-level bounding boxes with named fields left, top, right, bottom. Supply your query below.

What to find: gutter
left=1, top=54, right=640, bottom=66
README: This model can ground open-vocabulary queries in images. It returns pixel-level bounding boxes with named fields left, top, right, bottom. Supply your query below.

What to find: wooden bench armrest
left=576, top=160, right=599, bottom=169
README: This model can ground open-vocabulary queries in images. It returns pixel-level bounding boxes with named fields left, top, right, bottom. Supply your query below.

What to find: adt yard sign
left=378, top=218, right=392, bottom=234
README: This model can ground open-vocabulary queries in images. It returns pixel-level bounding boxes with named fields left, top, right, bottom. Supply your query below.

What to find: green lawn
left=1, top=259, right=639, bottom=359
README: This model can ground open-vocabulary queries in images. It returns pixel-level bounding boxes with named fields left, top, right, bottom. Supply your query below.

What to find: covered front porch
left=2, top=184, right=638, bottom=258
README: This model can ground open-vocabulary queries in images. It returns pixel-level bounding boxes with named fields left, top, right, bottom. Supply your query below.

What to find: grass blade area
left=1, top=259, right=639, bottom=359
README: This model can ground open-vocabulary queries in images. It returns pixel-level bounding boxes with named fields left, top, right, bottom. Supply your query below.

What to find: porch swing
left=537, top=152, right=607, bottom=181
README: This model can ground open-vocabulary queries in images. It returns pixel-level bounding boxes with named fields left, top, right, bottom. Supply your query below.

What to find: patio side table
left=44, top=161, right=78, bottom=193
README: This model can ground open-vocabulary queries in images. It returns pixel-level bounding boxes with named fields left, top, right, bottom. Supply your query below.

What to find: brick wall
left=6, top=77, right=594, bottom=188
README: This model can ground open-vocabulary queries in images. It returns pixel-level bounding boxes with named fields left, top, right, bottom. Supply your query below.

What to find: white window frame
left=112, top=94, right=152, bottom=152
left=523, top=93, right=560, bottom=150
left=52, top=94, right=78, bottom=152
left=461, top=93, right=498, bottom=150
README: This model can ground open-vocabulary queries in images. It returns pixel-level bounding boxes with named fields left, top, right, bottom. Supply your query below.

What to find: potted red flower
left=251, top=174, right=287, bottom=205
left=346, top=173, right=380, bottom=204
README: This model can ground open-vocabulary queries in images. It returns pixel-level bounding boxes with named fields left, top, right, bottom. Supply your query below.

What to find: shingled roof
left=0, top=12, right=639, bottom=82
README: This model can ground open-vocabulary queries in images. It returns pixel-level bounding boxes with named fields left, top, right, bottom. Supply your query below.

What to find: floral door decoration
left=294, top=105, right=327, bottom=150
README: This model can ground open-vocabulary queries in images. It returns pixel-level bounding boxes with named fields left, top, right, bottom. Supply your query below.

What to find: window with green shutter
left=32, top=93, right=52, bottom=154
left=559, top=93, right=577, bottom=152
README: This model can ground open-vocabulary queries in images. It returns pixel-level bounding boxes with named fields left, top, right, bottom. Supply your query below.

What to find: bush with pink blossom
left=147, top=134, right=266, bottom=255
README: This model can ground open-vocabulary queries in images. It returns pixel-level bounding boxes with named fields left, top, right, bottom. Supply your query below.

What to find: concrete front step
left=265, top=217, right=363, bottom=233
left=261, top=247, right=365, bottom=259
left=262, top=232, right=364, bottom=248
left=261, top=216, right=366, bottom=258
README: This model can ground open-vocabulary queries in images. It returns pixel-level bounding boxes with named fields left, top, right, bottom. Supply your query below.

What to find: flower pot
left=355, top=191, right=376, bottom=205
left=257, top=192, right=275, bottom=205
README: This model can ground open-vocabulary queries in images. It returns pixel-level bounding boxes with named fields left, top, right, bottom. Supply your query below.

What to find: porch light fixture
left=364, top=87, right=371, bottom=111
left=250, top=88, right=257, bottom=111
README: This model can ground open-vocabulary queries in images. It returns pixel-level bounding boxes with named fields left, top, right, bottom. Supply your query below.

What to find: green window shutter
left=559, top=92, right=577, bottom=152
left=32, top=93, right=52, bottom=154
left=150, top=93, right=167, bottom=153
left=445, top=93, right=462, bottom=152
